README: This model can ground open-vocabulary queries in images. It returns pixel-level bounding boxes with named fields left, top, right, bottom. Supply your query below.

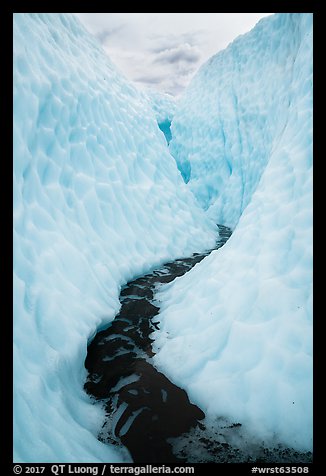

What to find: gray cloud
left=134, top=75, right=165, bottom=85
left=178, top=65, right=197, bottom=77
left=154, top=47, right=201, bottom=65
left=149, top=30, right=205, bottom=53
left=95, top=25, right=125, bottom=44
left=75, top=13, right=273, bottom=96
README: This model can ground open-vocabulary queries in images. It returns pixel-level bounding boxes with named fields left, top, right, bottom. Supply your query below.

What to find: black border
left=5, top=3, right=320, bottom=473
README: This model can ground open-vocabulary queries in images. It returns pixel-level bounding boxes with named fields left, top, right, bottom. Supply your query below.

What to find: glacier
left=169, top=14, right=313, bottom=230
left=145, top=90, right=176, bottom=145
left=153, top=13, right=313, bottom=453
left=13, top=13, right=217, bottom=462
left=13, top=11, right=313, bottom=463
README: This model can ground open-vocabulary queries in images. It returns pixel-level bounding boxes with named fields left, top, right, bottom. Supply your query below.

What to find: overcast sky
left=74, top=13, right=273, bottom=96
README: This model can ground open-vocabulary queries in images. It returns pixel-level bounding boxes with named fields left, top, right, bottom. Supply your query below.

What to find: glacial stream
left=84, top=224, right=312, bottom=464
left=84, top=225, right=231, bottom=462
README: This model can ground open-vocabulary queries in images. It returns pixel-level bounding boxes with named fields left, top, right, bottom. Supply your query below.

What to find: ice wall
left=154, top=13, right=313, bottom=452
left=145, top=90, right=177, bottom=145
left=13, top=13, right=217, bottom=462
left=170, top=14, right=312, bottom=229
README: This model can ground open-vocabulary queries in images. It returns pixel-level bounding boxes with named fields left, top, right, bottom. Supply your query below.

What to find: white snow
left=154, top=13, right=312, bottom=452
left=13, top=13, right=217, bottom=462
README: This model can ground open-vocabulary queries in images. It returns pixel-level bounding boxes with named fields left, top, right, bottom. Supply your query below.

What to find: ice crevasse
left=144, top=89, right=176, bottom=145
left=154, top=13, right=313, bottom=451
left=13, top=13, right=217, bottom=462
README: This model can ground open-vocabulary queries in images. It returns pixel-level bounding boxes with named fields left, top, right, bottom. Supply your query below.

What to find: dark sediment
left=85, top=225, right=231, bottom=462
left=84, top=223, right=312, bottom=463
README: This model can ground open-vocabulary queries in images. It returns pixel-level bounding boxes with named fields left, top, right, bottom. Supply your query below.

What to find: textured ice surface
left=145, top=90, right=176, bottom=145
left=154, top=13, right=313, bottom=452
left=13, top=13, right=217, bottom=462
left=170, top=14, right=313, bottom=229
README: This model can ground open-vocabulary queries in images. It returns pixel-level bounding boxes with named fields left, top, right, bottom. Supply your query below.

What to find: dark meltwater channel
left=84, top=225, right=231, bottom=463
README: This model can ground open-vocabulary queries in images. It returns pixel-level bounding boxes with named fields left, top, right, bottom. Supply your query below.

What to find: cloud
left=102, top=33, right=202, bottom=96
left=95, top=25, right=125, bottom=44
left=134, top=75, right=165, bottom=85
left=149, top=30, right=205, bottom=54
left=153, top=43, right=201, bottom=65
left=74, top=13, right=273, bottom=96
